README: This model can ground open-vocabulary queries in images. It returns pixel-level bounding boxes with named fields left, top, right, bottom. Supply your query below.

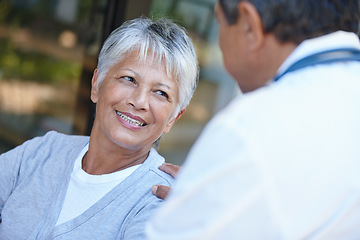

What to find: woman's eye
left=156, top=90, right=169, bottom=99
left=123, top=76, right=135, bottom=83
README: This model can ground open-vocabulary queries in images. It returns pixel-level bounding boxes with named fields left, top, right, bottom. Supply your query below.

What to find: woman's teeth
left=117, top=111, right=146, bottom=126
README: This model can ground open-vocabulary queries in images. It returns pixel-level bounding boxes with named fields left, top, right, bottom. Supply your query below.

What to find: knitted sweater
left=0, top=131, right=173, bottom=239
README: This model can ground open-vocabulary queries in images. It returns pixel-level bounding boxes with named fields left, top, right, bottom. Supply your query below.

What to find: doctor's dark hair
left=97, top=17, right=199, bottom=118
left=219, top=0, right=360, bottom=44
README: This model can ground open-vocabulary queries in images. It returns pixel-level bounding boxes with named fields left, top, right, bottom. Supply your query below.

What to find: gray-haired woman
left=0, top=17, right=199, bottom=239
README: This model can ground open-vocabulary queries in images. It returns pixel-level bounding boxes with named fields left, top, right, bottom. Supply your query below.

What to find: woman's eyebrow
left=122, top=68, right=140, bottom=78
left=120, top=69, right=173, bottom=90
left=155, top=82, right=172, bottom=90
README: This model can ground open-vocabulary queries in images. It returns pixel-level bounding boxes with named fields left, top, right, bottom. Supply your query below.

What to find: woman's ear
left=90, top=69, right=99, bottom=103
left=237, top=1, right=265, bottom=51
left=163, top=109, right=186, bottom=134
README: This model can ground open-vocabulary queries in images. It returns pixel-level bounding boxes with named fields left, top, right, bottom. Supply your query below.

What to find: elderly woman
left=0, top=17, right=198, bottom=239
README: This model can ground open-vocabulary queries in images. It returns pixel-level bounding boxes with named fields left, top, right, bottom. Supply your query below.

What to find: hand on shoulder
left=151, top=163, right=181, bottom=200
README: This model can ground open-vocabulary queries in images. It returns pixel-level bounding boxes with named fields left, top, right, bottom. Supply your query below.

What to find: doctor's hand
left=151, top=163, right=181, bottom=200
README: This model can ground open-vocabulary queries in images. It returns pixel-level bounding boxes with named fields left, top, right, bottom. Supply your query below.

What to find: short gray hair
left=96, top=17, right=199, bottom=118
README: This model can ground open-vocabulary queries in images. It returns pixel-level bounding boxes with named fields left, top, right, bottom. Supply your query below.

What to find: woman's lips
left=116, top=111, right=147, bottom=127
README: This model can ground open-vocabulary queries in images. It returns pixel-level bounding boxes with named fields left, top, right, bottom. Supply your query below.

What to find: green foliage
left=0, top=38, right=81, bottom=83
left=0, top=2, right=11, bottom=24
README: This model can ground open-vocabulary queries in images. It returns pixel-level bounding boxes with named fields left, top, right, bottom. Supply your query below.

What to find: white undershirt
left=56, top=143, right=140, bottom=226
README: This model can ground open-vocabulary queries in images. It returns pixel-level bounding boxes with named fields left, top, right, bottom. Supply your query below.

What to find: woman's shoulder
left=143, top=148, right=175, bottom=187
left=148, top=166, right=174, bottom=187
left=31, top=130, right=89, bottom=149
left=42, top=130, right=89, bottom=141
left=3, top=131, right=89, bottom=166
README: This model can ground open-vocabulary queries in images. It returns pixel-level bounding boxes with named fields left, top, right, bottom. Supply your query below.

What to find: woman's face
left=91, top=50, right=182, bottom=151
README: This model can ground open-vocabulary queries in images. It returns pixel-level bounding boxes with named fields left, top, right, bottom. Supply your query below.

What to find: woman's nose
left=127, top=88, right=149, bottom=111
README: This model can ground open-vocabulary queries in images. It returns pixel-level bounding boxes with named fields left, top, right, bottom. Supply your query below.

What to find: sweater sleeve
left=0, top=133, right=49, bottom=221
left=0, top=140, right=29, bottom=219
left=121, top=195, right=164, bottom=240
left=0, top=150, right=16, bottom=220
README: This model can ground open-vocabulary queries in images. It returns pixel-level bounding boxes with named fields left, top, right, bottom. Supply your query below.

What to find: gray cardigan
left=0, top=131, right=173, bottom=239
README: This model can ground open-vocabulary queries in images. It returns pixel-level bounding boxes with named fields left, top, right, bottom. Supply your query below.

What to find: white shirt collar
left=275, top=31, right=360, bottom=80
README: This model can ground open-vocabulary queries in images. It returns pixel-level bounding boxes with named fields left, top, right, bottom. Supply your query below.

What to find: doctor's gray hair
left=219, top=0, right=360, bottom=44
left=96, top=17, right=199, bottom=118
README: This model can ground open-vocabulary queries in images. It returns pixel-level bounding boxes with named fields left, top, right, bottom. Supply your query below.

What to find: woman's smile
left=116, top=110, right=147, bottom=128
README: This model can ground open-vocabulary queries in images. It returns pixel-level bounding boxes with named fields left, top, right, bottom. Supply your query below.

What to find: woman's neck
left=82, top=137, right=150, bottom=175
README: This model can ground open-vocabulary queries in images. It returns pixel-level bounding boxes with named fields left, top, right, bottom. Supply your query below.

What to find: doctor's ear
left=90, top=69, right=99, bottom=103
left=237, top=1, right=265, bottom=50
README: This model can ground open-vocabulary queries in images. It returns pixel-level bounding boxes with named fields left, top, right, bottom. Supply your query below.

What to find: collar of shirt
left=273, top=31, right=360, bottom=82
